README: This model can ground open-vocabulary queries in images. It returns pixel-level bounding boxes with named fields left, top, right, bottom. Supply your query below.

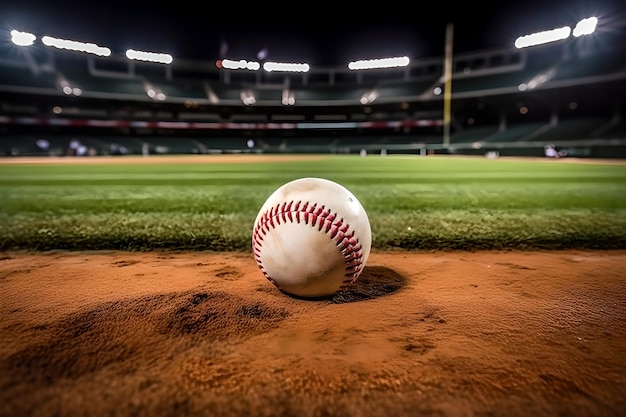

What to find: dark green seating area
left=530, top=118, right=609, bottom=142
left=451, top=58, right=554, bottom=94
left=102, top=137, right=145, bottom=154
left=0, top=136, right=42, bottom=156
left=206, top=83, right=244, bottom=101
left=155, top=79, right=211, bottom=100
left=485, top=122, right=548, bottom=142
left=376, top=78, right=440, bottom=100
left=600, top=121, right=626, bottom=139
left=552, top=52, right=626, bottom=82
left=64, top=71, right=147, bottom=96
left=143, top=137, right=204, bottom=154
left=291, top=86, right=366, bottom=103
left=0, top=64, right=58, bottom=90
left=195, top=137, right=251, bottom=151
left=449, top=126, right=499, bottom=143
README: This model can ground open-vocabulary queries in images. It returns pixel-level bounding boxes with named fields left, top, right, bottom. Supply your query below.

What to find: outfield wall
left=2, top=135, right=626, bottom=159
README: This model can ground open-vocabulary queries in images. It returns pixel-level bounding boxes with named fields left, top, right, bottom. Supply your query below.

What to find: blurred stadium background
left=1, top=10, right=626, bottom=159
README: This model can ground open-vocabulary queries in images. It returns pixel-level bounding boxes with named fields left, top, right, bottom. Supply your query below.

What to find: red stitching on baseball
left=252, top=200, right=365, bottom=293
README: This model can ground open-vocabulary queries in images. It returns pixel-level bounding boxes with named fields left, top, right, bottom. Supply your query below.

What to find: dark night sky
left=1, top=0, right=625, bottom=66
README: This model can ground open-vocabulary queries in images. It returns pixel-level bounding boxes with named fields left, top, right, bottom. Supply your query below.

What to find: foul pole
left=443, top=23, right=454, bottom=148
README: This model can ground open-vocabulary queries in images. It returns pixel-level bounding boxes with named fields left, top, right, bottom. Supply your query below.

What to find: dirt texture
left=1, top=249, right=625, bottom=417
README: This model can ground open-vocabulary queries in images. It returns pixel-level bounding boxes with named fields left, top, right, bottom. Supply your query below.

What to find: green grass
left=1, top=154, right=625, bottom=251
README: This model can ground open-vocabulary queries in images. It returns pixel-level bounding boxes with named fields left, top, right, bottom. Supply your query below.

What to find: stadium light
left=573, top=17, right=598, bottom=37
left=514, top=17, right=598, bottom=49
left=41, top=35, right=111, bottom=56
left=126, top=49, right=173, bottom=64
left=10, top=30, right=36, bottom=46
left=514, top=26, right=571, bottom=49
left=218, top=59, right=261, bottom=70
left=263, top=62, right=310, bottom=73
left=348, top=56, right=410, bottom=70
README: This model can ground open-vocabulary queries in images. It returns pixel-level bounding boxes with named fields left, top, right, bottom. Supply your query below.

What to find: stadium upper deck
left=0, top=27, right=625, bottom=158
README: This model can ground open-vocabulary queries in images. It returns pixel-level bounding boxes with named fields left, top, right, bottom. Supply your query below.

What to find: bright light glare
left=360, top=90, right=379, bottom=104
left=240, top=90, right=256, bottom=105
left=263, top=62, right=310, bottom=72
left=282, top=89, right=295, bottom=105
left=126, top=49, right=173, bottom=64
left=41, top=35, right=111, bottom=56
left=221, top=59, right=261, bottom=70
left=146, top=87, right=166, bottom=101
left=573, top=17, right=598, bottom=37
left=348, top=56, right=410, bottom=70
left=58, top=79, right=82, bottom=96
left=514, top=26, right=571, bottom=49
left=10, top=30, right=36, bottom=46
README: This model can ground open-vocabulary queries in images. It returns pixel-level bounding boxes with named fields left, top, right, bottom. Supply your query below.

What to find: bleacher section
left=601, top=121, right=626, bottom=139
left=0, top=64, right=58, bottom=91
left=1, top=35, right=625, bottom=158
left=528, top=118, right=610, bottom=142
left=450, top=126, right=499, bottom=143
left=552, top=50, right=626, bottom=84
left=0, top=135, right=43, bottom=156
left=155, top=79, right=212, bottom=101
left=484, top=122, right=548, bottom=142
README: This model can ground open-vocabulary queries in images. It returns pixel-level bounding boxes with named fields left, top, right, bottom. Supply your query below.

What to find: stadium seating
left=529, top=117, right=611, bottom=142
left=1, top=34, right=625, bottom=157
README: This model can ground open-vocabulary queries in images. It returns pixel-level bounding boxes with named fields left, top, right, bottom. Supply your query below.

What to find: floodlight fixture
left=263, top=62, right=310, bottom=73
left=126, top=49, right=173, bottom=64
left=573, top=17, right=598, bottom=37
left=42, top=35, right=111, bottom=56
left=219, top=58, right=261, bottom=70
left=348, top=56, right=410, bottom=70
left=514, top=26, right=571, bottom=49
left=10, top=30, right=36, bottom=46
left=515, top=17, right=599, bottom=49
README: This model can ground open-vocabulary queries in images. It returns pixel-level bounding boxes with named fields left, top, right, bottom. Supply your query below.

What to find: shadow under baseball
left=283, top=266, right=407, bottom=303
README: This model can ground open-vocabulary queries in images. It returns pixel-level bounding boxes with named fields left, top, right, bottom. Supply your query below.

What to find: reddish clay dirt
left=1, top=249, right=625, bottom=417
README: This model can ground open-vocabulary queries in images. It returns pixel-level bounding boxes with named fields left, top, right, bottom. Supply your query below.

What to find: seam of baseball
left=252, top=200, right=365, bottom=292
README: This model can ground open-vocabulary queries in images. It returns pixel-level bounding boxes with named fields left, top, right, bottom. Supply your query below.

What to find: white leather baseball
left=252, top=177, right=372, bottom=298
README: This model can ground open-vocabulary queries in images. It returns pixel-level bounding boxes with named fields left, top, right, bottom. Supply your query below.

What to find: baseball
left=252, top=177, right=372, bottom=298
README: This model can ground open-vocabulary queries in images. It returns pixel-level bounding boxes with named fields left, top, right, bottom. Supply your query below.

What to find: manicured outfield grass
left=0, top=155, right=625, bottom=251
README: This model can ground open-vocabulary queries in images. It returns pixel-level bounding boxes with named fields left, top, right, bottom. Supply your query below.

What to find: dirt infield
left=1, top=249, right=625, bottom=417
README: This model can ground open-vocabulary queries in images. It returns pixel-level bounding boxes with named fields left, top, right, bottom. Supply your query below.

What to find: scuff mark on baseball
left=252, top=177, right=372, bottom=298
